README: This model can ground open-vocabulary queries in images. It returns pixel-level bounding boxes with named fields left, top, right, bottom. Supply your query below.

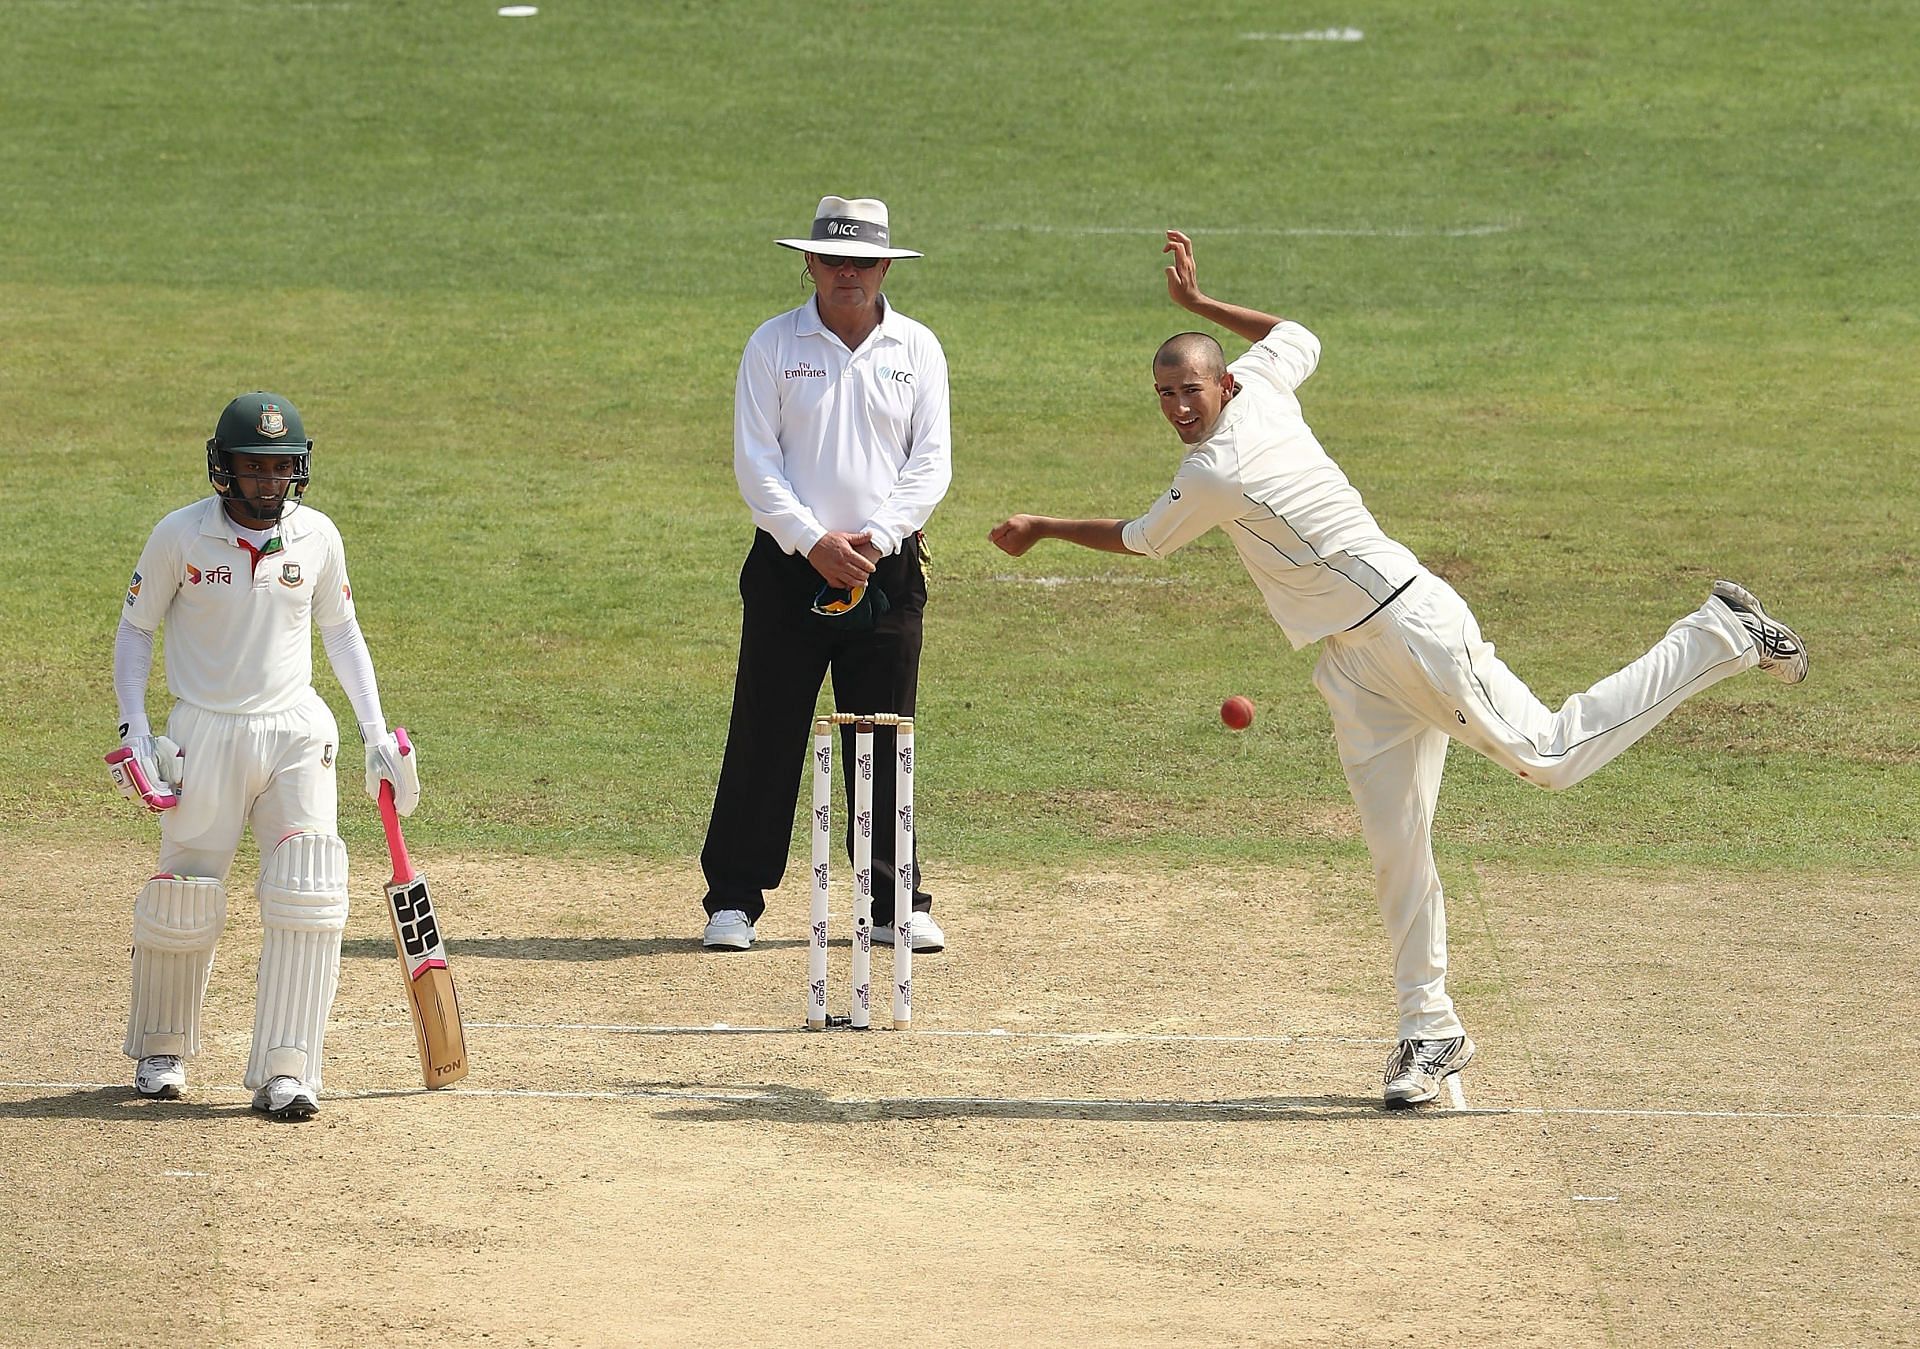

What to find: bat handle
left=378, top=781, right=412, bottom=877
left=378, top=726, right=416, bottom=877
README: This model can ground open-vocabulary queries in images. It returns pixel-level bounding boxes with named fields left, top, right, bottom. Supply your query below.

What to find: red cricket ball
left=1220, top=695, right=1255, bottom=730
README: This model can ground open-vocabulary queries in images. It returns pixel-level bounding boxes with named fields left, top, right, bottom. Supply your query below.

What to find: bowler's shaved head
left=1153, top=332, right=1226, bottom=378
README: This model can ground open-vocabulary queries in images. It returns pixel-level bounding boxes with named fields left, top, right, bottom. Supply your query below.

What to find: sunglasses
left=815, top=253, right=881, bottom=270
left=812, top=582, right=867, bottom=616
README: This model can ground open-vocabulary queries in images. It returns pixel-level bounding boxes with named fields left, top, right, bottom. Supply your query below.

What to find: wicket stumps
left=807, top=713, right=914, bottom=1031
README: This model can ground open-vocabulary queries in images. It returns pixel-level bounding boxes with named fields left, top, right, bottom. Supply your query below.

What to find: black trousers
left=700, top=529, right=931, bottom=925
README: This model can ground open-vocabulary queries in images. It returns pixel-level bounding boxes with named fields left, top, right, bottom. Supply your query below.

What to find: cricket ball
left=1220, top=695, right=1255, bottom=731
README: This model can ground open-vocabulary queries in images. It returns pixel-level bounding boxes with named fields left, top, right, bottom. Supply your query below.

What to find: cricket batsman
left=109, top=392, right=419, bottom=1120
left=990, top=232, right=1809, bottom=1107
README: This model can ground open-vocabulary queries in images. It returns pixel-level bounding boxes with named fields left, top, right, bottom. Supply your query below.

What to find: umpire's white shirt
left=735, top=295, right=952, bottom=557
left=1122, top=322, right=1421, bottom=649
left=123, top=497, right=356, bottom=714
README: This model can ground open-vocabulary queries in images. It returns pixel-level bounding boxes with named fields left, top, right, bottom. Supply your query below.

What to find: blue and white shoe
left=1712, top=580, right=1808, bottom=684
left=1382, top=1035, right=1475, bottom=1108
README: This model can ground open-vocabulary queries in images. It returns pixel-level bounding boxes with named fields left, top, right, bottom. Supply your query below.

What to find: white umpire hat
left=774, top=195, right=923, bottom=259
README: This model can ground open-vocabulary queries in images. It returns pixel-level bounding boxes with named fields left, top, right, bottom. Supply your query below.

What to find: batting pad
left=123, top=875, right=228, bottom=1059
left=245, top=832, right=349, bottom=1091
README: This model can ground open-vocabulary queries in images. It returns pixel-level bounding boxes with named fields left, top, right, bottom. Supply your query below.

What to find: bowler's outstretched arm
left=988, top=515, right=1133, bottom=557
left=1163, top=230, right=1285, bottom=343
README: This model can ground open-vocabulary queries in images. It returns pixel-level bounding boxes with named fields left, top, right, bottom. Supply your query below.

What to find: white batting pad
left=245, top=832, right=349, bottom=1091
left=123, top=875, right=228, bottom=1059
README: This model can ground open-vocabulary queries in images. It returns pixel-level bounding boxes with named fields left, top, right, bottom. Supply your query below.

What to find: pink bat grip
left=377, top=727, right=416, bottom=883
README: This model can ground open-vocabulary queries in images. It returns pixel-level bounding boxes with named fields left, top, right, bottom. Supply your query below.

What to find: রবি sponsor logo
left=784, top=361, right=827, bottom=380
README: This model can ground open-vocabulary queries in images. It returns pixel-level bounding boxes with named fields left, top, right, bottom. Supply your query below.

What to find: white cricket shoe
left=1382, top=1035, right=1475, bottom=1109
left=251, top=1075, right=319, bottom=1122
left=701, top=909, right=757, bottom=951
left=872, top=911, right=946, bottom=952
left=134, top=1055, right=185, bottom=1100
left=1711, top=580, right=1808, bottom=684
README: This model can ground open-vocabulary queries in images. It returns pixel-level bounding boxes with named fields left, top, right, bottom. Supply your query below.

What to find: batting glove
left=107, top=732, right=183, bottom=811
left=361, top=723, right=421, bottom=817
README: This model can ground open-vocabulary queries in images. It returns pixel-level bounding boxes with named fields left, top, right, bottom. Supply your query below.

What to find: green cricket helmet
left=206, top=391, right=313, bottom=521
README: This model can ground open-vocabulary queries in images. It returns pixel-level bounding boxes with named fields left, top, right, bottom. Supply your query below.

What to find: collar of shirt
left=795, top=294, right=904, bottom=353
left=194, top=494, right=318, bottom=545
left=1197, top=384, right=1252, bottom=450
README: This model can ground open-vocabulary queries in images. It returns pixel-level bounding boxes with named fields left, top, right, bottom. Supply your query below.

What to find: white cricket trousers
left=1312, top=572, right=1758, bottom=1041
left=158, top=690, right=340, bottom=877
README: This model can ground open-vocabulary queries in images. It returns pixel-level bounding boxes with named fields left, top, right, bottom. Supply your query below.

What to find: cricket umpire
left=698, top=195, right=953, bottom=954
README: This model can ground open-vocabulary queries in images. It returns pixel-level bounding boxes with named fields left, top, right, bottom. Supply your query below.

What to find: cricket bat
left=379, top=728, right=469, bottom=1088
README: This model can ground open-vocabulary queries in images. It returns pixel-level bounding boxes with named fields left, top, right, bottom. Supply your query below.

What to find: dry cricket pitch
left=2, top=840, right=1915, bottom=1347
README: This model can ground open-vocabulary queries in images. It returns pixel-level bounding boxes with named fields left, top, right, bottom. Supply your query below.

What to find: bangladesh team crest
left=258, top=404, right=288, bottom=438
left=279, top=562, right=303, bottom=587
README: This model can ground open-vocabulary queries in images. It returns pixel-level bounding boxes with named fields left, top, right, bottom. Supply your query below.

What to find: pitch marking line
left=348, top=1018, right=1397, bottom=1047
left=4, top=1080, right=1918, bottom=1123
left=1451, top=1105, right=1920, bottom=1122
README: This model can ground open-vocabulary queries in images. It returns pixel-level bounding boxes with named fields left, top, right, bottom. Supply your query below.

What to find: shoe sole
left=701, top=937, right=754, bottom=951
left=253, top=1099, right=319, bottom=1122
left=1712, top=580, right=1808, bottom=684
left=135, top=1084, right=182, bottom=1101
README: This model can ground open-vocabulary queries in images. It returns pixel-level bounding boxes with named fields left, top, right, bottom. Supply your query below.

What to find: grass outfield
left=0, top=0, right=1914, bottom=874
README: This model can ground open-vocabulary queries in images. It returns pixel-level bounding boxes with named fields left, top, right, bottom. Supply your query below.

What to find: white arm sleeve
left=1229, top=321, right=1322, bottom=395
left=1120, top=461, right=1245, bottom=559
left=860, top=336, right=953, bottom=555
left=319, top=617, right=386, bottom=735
left=734, top=336, right=829, bottom=557
left=114, top=618, right=157, bottom=738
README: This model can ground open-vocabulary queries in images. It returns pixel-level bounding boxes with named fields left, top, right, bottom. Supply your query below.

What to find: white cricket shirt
left=122, top=497, right=357, bottom=713
left=1121, top=322, right=1422, bottom=649
left=734, top=295, right=952, bottom=557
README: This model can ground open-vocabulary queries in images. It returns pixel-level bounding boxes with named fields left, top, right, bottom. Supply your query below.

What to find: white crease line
left=6, top=1081, right=1917, bottom=1123
left=1447, top=1105, right=1920, bottom=1122
left=1571, top=1194, right=1618, bottom=1202
left=364, top=1019, right=1395, bottom=1047
left=0, top=1083, right=1419, bottom=1111
left=1446, top=1074, right=1468, bottom=1111
left=976, top=223, right=1515, bottom=239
